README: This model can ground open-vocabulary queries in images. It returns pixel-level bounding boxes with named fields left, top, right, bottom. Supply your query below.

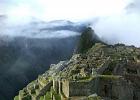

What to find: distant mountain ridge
left=0, top=19, right=87, bottom=38
left=0, top=20, right=89, bottom=100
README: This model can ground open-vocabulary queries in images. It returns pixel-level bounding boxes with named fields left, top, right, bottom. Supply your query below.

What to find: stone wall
left=134, top=89, right=140, bottom=100
left=36, top=81, right=53, bottom=99
left=53, top=79, right=59, bottom=93
left=69, top=80, right=95, bottom=97
left=62, top=80, right=69, bottom=97
left=61, top=78, right=97, bottom=98
left=97, top=78, right=135, bottom=100
left=61, top=76, right=139, bottom=100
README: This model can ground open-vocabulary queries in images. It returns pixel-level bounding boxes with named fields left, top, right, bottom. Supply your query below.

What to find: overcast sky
left=0, top=0, right=132, bottom=21
left=1, top=0, right=140, bottom=47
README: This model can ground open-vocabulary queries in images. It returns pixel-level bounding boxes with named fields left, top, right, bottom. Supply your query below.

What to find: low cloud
left=91, top=0, right=140, bottom=47
left=0, top=0, right=140, bottom=47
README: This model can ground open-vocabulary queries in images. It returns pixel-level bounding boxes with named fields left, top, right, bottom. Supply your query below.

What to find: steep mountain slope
left=0, top=20, right=87, bottom=100
left=15, top=28, right=140, bottom=100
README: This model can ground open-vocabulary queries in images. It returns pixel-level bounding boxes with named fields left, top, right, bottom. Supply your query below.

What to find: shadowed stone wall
left=61, top=77, right=140, bottom=100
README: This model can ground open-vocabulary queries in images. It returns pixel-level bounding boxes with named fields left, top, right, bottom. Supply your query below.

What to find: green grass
left=40, top=78, right=48, bottom=84
left=88, top=96, right=102, bottom=100
left=39, top=92, right=52, bottom=100
left=14, top=96, right=19, bottom=100
left=77, top=76, right=92, bottom=82
left=45, top=92, right=52, bottom=100
left=51, top=87, right=61, bottom=100
left=39, top=96, right=44, bottom=100
left=54, top=94, right=61, bottom=100
left=98, top=75, right=121, bottom=80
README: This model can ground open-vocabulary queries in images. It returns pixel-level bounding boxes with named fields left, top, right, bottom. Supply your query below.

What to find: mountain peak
left=75, top=27, right=103, bottom=53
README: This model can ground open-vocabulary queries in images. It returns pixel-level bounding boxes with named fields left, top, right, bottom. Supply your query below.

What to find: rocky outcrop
left=75, top=27, right=102, bottom=53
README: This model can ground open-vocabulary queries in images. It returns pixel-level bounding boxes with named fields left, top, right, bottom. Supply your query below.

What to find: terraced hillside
left=15, top=42, right=140, bottom=100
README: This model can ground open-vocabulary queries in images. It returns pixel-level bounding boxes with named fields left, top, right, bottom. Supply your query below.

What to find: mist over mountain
left=0, top=20, right=88, bottom=100
left=1, top=0, right=140, bottom=47
left=0, top=18, right=86, bottom=38
left=0, top=0, right=140, bottom=100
